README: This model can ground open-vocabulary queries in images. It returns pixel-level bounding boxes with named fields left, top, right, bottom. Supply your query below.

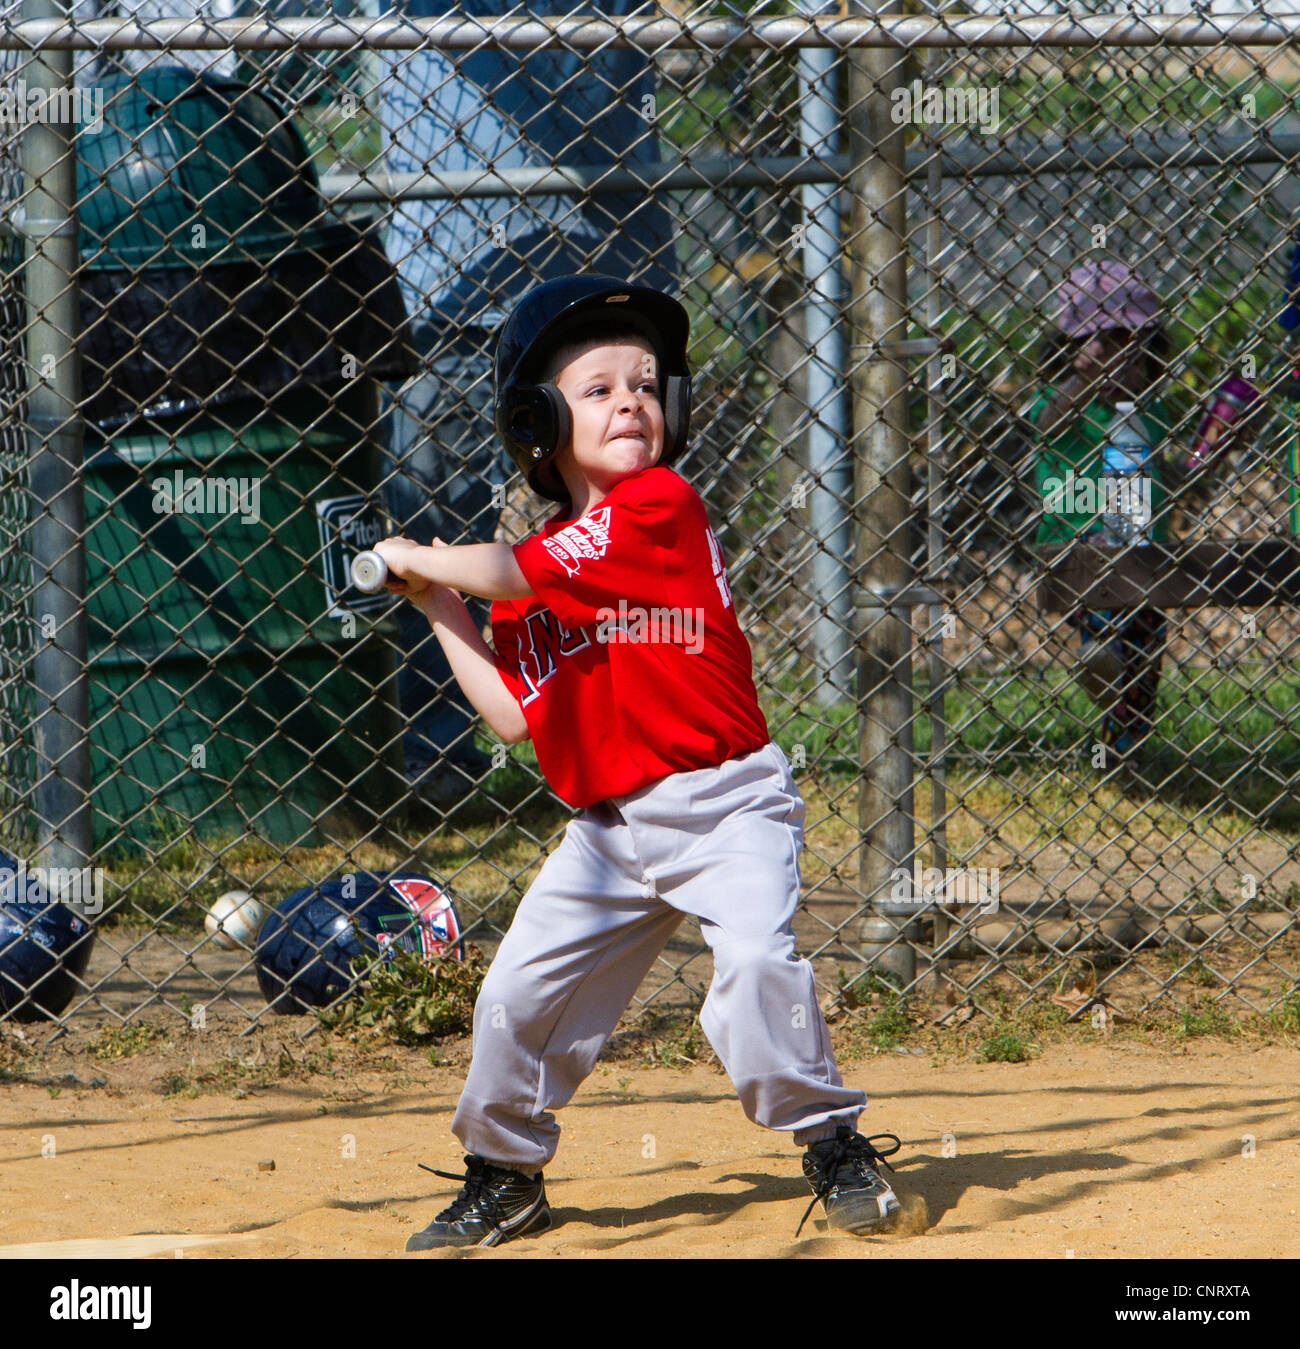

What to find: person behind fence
left=1028, top=260, right=1174, bottom=769
left=376, top=0, right=677, bottom=810
left=371, top=274, right=905, bottom=1249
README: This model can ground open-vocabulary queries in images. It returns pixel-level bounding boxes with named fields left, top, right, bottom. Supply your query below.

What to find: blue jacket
left=379, top=0, right=678, bottom=331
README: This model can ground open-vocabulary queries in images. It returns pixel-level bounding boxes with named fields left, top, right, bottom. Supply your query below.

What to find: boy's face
left=551, top=337, right=665, bottom=497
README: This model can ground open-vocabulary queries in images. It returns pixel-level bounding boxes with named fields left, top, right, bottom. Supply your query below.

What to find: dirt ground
left=1, top=1029, right=1296, bottom=1260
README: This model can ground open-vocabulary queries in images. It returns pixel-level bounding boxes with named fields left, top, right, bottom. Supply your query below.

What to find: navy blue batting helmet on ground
left=493, top=274, right=692, bottom=502
left=255, top=873, right=464, bottom=1014
left=0, top=853, right=95, bottom=1021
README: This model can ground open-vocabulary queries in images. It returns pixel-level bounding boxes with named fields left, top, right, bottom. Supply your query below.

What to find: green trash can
left=73, top=69, right=415, bottom=848
left=83, top=386, right=403, bottom=846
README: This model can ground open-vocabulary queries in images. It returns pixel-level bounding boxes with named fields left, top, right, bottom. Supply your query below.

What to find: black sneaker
left=798, top=1126, right=902, bottom=1236
left=405, top=1156, right=551, bottom=1250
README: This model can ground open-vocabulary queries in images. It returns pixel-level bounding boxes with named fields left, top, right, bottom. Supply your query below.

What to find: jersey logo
left=542, top=506, right=613, bottom=577
left=517, top=608, right=592, bottom=704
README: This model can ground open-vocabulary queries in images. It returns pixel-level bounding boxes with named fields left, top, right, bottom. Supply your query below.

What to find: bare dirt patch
left=1, top=1022, right=1295, bottom=1259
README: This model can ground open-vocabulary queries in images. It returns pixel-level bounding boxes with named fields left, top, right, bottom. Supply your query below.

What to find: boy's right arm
left=417, top=587, right=530, bottom=745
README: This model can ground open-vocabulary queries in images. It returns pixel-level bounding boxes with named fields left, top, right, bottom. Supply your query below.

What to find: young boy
left=373, top=275, right=902, bottom=1249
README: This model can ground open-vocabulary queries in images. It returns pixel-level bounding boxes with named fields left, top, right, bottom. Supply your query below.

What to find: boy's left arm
left=372, top=538, right=533, bottom=602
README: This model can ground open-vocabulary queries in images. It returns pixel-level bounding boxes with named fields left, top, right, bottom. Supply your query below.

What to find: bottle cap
left=1114, top=400, right=1136, bottom=413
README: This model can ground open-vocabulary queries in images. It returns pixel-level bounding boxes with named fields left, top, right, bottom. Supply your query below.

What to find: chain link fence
left=1, top=3, right=1299, bottom=1039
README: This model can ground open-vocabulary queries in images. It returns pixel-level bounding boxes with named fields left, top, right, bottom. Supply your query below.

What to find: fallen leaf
left=1056, top=992, right=1132, bottom=1024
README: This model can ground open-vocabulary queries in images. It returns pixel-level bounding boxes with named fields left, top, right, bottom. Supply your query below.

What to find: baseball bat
left=350, top=550, right=404, bottom=593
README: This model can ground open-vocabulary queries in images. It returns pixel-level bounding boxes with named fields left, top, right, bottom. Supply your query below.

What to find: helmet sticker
left=389, top=877, right=462, bottom=959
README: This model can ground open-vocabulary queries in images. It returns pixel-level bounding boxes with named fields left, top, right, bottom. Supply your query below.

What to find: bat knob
left=350, top=550, right=388, bottom=593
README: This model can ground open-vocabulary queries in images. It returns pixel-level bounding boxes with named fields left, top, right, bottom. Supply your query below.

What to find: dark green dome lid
left=77, top=67, right=351, bottom=270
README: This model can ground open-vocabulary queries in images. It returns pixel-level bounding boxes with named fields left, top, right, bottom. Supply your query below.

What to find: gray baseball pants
left=451, top=741, right=867, bottom=1172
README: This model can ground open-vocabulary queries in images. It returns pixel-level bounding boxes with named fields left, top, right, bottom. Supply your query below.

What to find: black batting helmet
left=255, top=873, right=464, bottom=1014
left=0, top=850, right=95, bottom=1022
left=493, top=274, right=692, bottom=502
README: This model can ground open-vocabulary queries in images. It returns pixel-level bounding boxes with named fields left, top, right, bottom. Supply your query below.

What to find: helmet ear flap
left=498, top=383, right=572, bottom=500
left=661, top=373, right=691, bottom=461
left=501, top=384, right=570, bottom=457
left=532, top=384, right=572, bottom=500
left=537, top=383, right=571, bottom=456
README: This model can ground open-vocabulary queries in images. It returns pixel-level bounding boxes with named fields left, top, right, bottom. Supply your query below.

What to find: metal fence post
left=797, top=0, right=854, bottom=706
left=922, top=56, right=950, bottom=984
left=20, top=0, right=91, bottom=897
left=849, top=4, right=917, bottom=985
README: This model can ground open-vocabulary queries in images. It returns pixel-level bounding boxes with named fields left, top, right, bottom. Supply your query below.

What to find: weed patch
left=317, top=944, right=487, bottom=1045
left=88, top=1022, right=169, bottom=1061
left=976, top=1024, right=1040, bottom=1063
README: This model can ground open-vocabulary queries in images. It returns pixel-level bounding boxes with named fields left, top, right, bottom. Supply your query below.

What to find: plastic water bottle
left=1100, top=401, right=1153, bottom=544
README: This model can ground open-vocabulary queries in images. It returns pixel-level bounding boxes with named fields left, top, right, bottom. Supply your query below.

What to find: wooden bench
left=1037, top=539, right=1300, bottom=610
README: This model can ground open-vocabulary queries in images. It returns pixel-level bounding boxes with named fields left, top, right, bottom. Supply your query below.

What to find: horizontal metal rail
left=317, top=154, right=857, bottom=207
left=3, top=13, right=1300, bottom=55
left=2, top=129, right=1288, bottom=229
left=320, top=130, right=1300, bottom=206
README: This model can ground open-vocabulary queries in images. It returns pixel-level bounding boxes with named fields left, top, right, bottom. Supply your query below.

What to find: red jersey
left=491, top=466, right=770, bottom=808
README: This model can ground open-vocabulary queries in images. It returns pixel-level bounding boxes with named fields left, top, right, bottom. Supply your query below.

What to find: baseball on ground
left=205, top=891, right=266, bottom=950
